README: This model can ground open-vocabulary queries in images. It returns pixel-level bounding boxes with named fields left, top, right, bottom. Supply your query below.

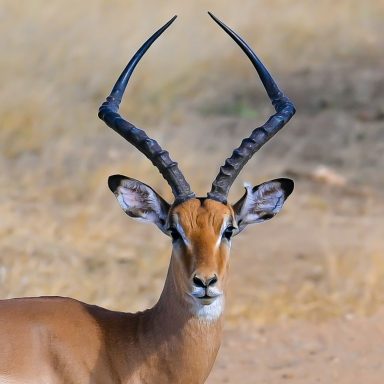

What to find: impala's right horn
left=98, top=16, right=195, bottom=204
left=207, top=12, right=296, bottom=204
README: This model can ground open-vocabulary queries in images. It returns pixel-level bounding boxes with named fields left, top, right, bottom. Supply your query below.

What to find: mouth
left=198, top=296, right=216, bottom=305
left=192, top=293, right=221, bottom=306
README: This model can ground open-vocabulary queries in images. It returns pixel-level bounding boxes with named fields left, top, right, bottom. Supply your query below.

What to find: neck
left=133, top=255, right=224, bottom=383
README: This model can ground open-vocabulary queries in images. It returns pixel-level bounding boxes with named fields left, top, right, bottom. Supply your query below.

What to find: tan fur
left=0, top=199, right=233, bottom=384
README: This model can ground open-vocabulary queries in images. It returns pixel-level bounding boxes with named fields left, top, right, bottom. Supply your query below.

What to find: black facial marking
left=168, top=227, right=182, bottom=242
left=223, top=225, right=235, bottom=241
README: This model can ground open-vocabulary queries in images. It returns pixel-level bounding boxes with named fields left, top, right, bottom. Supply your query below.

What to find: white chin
left=192, top=296, right=224, bottom=321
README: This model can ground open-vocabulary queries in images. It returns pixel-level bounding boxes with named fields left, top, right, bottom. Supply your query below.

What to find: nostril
left=193, top=275, right=207, bottom=288
left=193, top=274, right=218, bottom=288
left=207, top=274, right=218, bottom=287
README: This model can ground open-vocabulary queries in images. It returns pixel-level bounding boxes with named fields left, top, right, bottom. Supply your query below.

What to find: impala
left=0, top=13, right=295, bottom=384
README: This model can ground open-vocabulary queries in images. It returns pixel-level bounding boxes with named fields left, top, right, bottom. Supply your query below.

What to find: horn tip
left=207, top=11, right=217, bottom=20
left=163, top=15, right=178, bottom=30
left=169, top=15, right=178, bottom=23
left=207, top=11, right=227, bottom=30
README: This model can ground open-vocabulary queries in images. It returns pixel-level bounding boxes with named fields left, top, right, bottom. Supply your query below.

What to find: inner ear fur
left=232, top=178, right=294, bottom=232
left=108, top=175, right=170, bottom=233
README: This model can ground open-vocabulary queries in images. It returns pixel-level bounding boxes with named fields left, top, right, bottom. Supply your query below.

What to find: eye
left=223, top=225, right=236, bottom=241
left=168, top=227, right=182, bottom=242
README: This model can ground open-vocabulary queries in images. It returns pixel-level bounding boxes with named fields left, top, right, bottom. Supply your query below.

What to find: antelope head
left=99, top=13, right=295, bottom=321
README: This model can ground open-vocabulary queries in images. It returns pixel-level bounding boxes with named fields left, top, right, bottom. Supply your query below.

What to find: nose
left=193, top=274, right=218, bottom=288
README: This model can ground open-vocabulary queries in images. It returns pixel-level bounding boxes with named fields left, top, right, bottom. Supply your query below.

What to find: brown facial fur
left=169, top=199, right=234, bottom=297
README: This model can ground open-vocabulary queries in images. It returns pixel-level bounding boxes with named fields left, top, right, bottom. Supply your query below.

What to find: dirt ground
left=1, top=1, right=384, bottom=383
left=209, top=311, right=384, bottom=384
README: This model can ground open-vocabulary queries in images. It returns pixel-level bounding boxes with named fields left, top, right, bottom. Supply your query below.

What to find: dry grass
left=0, top=1, right=384, bottom=324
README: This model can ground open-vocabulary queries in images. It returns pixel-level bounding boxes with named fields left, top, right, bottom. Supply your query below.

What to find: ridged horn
left=207, top=12, right=296, bottom=203
left=98, top=16, right=195, bottom=203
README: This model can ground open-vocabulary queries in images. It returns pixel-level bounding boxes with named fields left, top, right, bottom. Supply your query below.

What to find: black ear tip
left=108, top=174, right=126, bottom=193
left=279, top=178, right=294, bottom=197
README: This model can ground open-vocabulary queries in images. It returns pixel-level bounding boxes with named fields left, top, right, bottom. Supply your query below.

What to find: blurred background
left=0, top=1, right=383, bottom=382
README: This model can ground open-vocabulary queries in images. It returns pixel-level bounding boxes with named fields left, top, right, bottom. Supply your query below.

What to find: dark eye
left=223, top=226, right=235, bottom=241
left=168, top=227, right=182, bottom=242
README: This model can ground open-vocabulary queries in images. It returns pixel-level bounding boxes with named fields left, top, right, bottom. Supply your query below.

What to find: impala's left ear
left=232, top=178, right=294, bottom=234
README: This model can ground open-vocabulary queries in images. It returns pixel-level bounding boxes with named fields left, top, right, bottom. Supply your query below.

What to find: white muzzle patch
left=194, top=295, right=225, bottom=321
left=189, top=286, right=225, bottom=321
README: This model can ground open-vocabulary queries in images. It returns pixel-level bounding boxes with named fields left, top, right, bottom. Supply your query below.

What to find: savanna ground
left=0, top=1, right=384, bottom=383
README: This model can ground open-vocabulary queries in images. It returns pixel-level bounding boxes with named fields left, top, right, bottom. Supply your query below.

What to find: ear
left=232, top=178, right=294, bottom=234
left=108, top=175, right=170, bottom=234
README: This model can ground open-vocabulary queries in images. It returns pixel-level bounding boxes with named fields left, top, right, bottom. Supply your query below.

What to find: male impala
left=0, top=13, right=295, bottom=384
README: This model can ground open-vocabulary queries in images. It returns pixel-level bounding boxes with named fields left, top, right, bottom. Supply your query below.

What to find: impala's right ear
left=108, top=175, right=170, bottom=234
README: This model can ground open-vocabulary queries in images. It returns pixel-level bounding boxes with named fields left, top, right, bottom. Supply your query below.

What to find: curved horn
left=207, top=12, right=296, bottom=203
left=98, top=16, right=195, bottom=203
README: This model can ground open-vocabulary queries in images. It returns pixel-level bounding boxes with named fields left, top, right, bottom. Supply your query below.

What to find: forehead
left=171, top=198, right=233, bottom=230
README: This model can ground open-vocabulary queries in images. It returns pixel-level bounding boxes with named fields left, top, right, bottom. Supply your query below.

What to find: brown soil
left=209, top=311, right=384, bottom=384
